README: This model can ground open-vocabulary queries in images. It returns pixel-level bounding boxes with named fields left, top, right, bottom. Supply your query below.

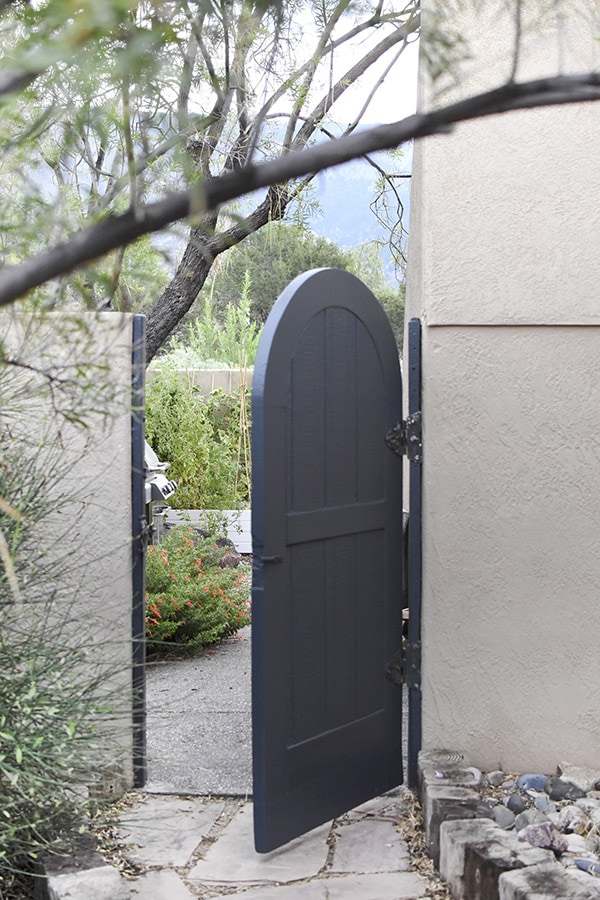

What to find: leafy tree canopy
left=0, top=0, right=599, bottom=357
left=0, top=0, right=418, bottom=357
left=164, top=222, right=405, bottom=348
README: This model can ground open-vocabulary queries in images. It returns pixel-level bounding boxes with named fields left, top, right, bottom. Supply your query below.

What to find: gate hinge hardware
left=385, top=641, right=422, bottom=690
left=385, top=412, right=422, bottom=463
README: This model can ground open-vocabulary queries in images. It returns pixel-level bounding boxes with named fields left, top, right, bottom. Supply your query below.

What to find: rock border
left=418, top=749, right=600, bottom=900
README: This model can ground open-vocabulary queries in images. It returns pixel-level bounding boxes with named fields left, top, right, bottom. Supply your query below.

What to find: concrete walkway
left=145, top=626, right=252, bottom=795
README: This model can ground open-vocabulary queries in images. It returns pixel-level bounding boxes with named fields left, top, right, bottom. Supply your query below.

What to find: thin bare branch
left=98, top=116, right=216, bottom=211
left=0, top=525, right=22, bottom=607
left=251, top=9, right=419, bottom=141
left=510, top=0, right=523, bottom=82
left=177, top=32, right=198, bottom=130
left=348, top=40, right=411, bottom=130
left=2, top=73, right=600, bottom=308
left=283, top=0, right=353, bottom=150
left=188, top=6, right=226, bottom=105
left=291, top=24, right=418, bottom=150
left=122, top=76, right=137, bottom=209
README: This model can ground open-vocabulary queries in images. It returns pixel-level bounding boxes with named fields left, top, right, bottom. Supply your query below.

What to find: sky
left=333, top=38, right=419, bottom=126
left=262, top=8, right=420, bottom=130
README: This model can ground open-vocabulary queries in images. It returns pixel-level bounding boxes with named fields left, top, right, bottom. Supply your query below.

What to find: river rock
left=493, top=805, right=516, bottom=829
left=486, top=770, right=506, bottom=787
left=564, top=834, right=595, bottom=855
left=575, top=857, right=600, bottom=877
left=558, top=805, right=590, bottom=835
left=506, top=792, right=527, bottom=814
left=576, top=798, right=600, bottom=814
left=518, top=821, right=568, bottom=853
left=517, top=773, right=547, bottom=791
left=546, top=776, right=586, bottom=802
left=534, top=794, right=556, bottom=814
left=219, top=549, right=241, bottom=568
left=514, top=809, right=549, bottom=831
left=557, top=763, right=600, bottom=793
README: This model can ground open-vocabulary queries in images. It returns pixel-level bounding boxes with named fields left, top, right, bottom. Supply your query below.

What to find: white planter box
left=165, top=509, right=252, bottom=554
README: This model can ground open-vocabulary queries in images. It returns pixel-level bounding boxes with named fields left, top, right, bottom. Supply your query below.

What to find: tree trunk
left=145, top=187, right=290, bottom=362
left=145, top=226, right=214, bottom=361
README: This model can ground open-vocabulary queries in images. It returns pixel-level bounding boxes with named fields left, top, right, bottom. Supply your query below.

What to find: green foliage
left=346, top=243, right=406, bottom=350
left=178, top=223, right=406, bottom=349
left=0, top=336, right=122, bottom=894
left=145, top=525, right=250, bottom=656
left=202, top=221, right=352, bottom=325
left=0, top=0, right=180, bottom=310
left=420, top=3, right=471, bottom=84
left=145, top=366, right=251, bottom=509
left=0, top=0, right=419, bottom=350
left=0, top=635, right=104, bottom=888
left=164, top=275, right=260, bottom=368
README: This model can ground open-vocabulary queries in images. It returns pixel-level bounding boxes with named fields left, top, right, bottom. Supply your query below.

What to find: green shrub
left=162, top=280, right=261, bottom=368
left=145, top=366, right=251, bottom=510
left=145, top=525, right=250, bottom=656
left=0, top=328, right=125, bottom=896
left=0, top=634, right=104, bottom=890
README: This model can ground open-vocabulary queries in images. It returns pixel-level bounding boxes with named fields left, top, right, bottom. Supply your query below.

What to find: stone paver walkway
left=126, top=607, right=426, bottom=898
left=116, top=792, right=434, bottom=899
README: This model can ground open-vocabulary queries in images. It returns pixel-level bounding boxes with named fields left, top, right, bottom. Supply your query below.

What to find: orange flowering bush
left=145, top=526, right=250, bottom=656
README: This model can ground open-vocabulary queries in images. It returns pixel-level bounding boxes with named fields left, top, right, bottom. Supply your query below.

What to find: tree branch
left=291, top=25, right=414, bottom=151
left=252, top=9, right=418, bottom=142
left=1, top=73, right=600, bottom=309
left=283, top=0, right=352, bottom=150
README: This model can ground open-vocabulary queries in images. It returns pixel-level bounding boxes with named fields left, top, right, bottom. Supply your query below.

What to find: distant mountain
left=155, top=138, right=412, bottom=281
left=302, top=146, right=412, bottom=278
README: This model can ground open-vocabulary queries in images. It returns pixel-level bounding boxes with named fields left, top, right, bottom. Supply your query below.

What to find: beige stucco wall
left=146, top=366, right=252, bottom=396
left=407, top=2, right=600, bottom=770
left=411, top=0, right=600, bottom=326
left=0, top=312, right=136, bottom=790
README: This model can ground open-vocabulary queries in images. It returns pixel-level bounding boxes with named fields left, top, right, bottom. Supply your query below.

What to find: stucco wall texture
left=407, top=2, right=600, bottom=770
left=1, top=312, right=136, bottom=790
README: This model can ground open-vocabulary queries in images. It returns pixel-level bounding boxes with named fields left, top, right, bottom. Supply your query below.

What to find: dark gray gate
left=251, top=269, right=404, bottom=853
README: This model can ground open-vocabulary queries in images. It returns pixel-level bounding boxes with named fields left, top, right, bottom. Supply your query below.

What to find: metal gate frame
left=406, top=317, right=422, bottom=789
left=131, top=314, right=147, bottom=788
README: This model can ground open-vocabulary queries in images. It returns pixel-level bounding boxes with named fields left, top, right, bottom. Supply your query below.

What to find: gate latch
left=385, top=641, right=421, bottom=690
left=385, top=412, right=422, bottom=463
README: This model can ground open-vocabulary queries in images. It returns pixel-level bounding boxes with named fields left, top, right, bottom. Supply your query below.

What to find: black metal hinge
left=385, top=641, right=422, bottom=690
left=385, top=411, right=422, bottom=463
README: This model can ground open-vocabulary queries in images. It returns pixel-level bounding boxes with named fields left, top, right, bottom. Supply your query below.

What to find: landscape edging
left=418, top=749, right=600, bottom=899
